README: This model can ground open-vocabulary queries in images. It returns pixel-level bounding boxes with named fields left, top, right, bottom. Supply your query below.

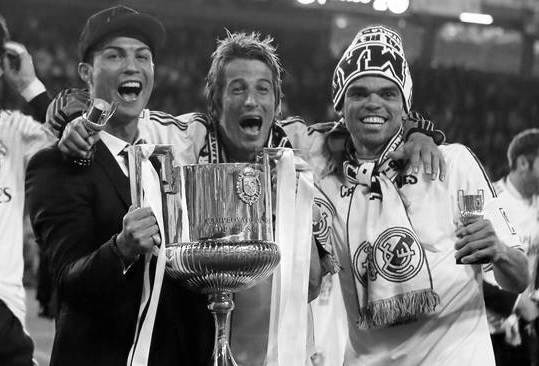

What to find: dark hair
left=205, top=30, right=283, bottom=121
left=507, top=128, right=539, bottom=171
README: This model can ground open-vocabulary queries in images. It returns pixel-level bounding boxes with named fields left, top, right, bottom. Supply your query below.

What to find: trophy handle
left=156, top=149, right=178, bottom=194
left=127, top=145, right=178, bottom=245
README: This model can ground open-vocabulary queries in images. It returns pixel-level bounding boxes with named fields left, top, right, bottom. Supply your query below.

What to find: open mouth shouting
left=239, top=115, right=263, bottom=136
left=117, top=81, right=142, bottom=102
left=361, top=115, right=386, bottom=125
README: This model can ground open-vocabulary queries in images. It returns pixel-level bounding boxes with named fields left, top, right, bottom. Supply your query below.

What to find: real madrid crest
left=372, top=227, right=424, bottom=283
left=236, top=167, right=261, bottom=206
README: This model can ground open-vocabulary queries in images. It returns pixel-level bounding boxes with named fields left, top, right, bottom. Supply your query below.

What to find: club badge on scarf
left=344, top=132, right=439, bottom=328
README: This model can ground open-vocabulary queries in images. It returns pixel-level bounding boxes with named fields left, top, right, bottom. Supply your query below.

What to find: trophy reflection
left=128, top=145, right=280, bottom=366
left=456, top=189, right=486, bottom=264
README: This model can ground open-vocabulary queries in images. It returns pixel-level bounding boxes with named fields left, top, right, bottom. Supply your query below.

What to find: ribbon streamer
left=127, top=145, right=167, bottom=366
left=267, top=149, right=314, bottom=366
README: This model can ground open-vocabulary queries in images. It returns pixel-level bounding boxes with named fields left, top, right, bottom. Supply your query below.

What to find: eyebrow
left=227, top=78, right=273, bottom=85
left=101, top=45, right=151, bottom=53
left=347, top=85, right=399, bottom=93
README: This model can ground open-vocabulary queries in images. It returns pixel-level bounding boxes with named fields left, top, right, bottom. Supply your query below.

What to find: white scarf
left=344, top=131, right=439, bottom=328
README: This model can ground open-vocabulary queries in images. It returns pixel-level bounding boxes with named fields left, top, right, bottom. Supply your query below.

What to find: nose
left=244, top=89, right=258, bottom=108
left=365, top=92, right=382, bottom=110
left=123, top=54, right=139, bottom=74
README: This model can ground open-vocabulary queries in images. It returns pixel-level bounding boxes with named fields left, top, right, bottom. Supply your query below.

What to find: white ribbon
left=310, top=274, right=348, bottom=366
left=127, top=145, right=167, bottom=366
left=179, top=167, right=190, bottom=243
left=267, top=149, right=314, bottom=366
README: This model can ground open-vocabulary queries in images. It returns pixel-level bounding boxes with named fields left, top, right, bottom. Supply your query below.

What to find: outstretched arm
left=3, top=41, right=49, bottom=122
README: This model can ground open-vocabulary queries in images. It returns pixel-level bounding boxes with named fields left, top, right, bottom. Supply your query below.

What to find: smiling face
left=78, top=36, right=154, bottom=124
left=343, top=76, right=404, bottom=158
left=218, top=58, right=276, bottom=161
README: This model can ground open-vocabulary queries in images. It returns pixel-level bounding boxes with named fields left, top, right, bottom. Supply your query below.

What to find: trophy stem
left=208, top=292, right=238, bottom=366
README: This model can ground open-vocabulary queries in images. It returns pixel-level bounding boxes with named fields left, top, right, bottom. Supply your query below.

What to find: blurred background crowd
left=2, top=0, right=539, bottom=326
left=3, top=0, right=539, bottom=181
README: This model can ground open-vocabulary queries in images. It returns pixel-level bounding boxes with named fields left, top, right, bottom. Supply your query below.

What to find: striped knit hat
left=332, top=25, right=412, bottom=113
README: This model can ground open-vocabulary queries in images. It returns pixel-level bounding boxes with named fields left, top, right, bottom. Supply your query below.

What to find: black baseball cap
left=78, top=5, right=166, bottom=62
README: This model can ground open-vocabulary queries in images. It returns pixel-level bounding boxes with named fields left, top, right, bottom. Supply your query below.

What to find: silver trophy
left=128, top=145, right=280, bottom=366
left=456, top=189, right=487, bottom=264
left=72, top=98, right=117, bottom=168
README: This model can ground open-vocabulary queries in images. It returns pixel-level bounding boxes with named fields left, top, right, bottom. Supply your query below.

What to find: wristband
left=406, top=127, right=446, bottom=146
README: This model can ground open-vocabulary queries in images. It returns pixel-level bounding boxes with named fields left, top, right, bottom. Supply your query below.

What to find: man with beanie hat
left=313, top=24, right=528, bottom=365
left=26, top=6, right=212, bottom=366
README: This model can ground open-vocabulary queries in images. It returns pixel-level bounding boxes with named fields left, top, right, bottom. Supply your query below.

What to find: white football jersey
left=0, top=110, right=56, bottom=326
left=315, top=143, right=521, bottom=366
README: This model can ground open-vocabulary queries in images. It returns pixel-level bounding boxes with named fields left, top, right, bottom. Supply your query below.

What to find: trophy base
left=165, top=239, right=280, bottom=294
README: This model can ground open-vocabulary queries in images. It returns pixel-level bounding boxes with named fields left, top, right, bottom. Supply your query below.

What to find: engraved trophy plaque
left=128, top=145, right=280, bottom=366
left=456, top=189, right=487, bottom=264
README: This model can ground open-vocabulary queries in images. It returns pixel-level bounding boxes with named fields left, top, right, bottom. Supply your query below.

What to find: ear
left=516, top=155, right=530, bottom=172
left=274, top=100, right=282, bottom=119
left=78, top=62, right=93, bottom=86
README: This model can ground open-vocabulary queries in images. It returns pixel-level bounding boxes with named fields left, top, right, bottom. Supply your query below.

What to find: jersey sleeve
left=313, top=184, right=341, bottom=275
left=177, top=112, right=210, bottom=162
left=15, top=111, right=57, bottom=164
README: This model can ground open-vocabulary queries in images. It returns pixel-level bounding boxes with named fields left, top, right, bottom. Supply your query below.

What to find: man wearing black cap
left=26, top=6, right=211, bottom=366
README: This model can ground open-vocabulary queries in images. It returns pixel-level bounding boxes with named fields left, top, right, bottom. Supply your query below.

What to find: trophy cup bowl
left=165, top=239, right=280, bottom=294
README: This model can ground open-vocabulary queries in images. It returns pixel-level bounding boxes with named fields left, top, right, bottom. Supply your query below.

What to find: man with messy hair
left=174, top=31, right=446, bottom=364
